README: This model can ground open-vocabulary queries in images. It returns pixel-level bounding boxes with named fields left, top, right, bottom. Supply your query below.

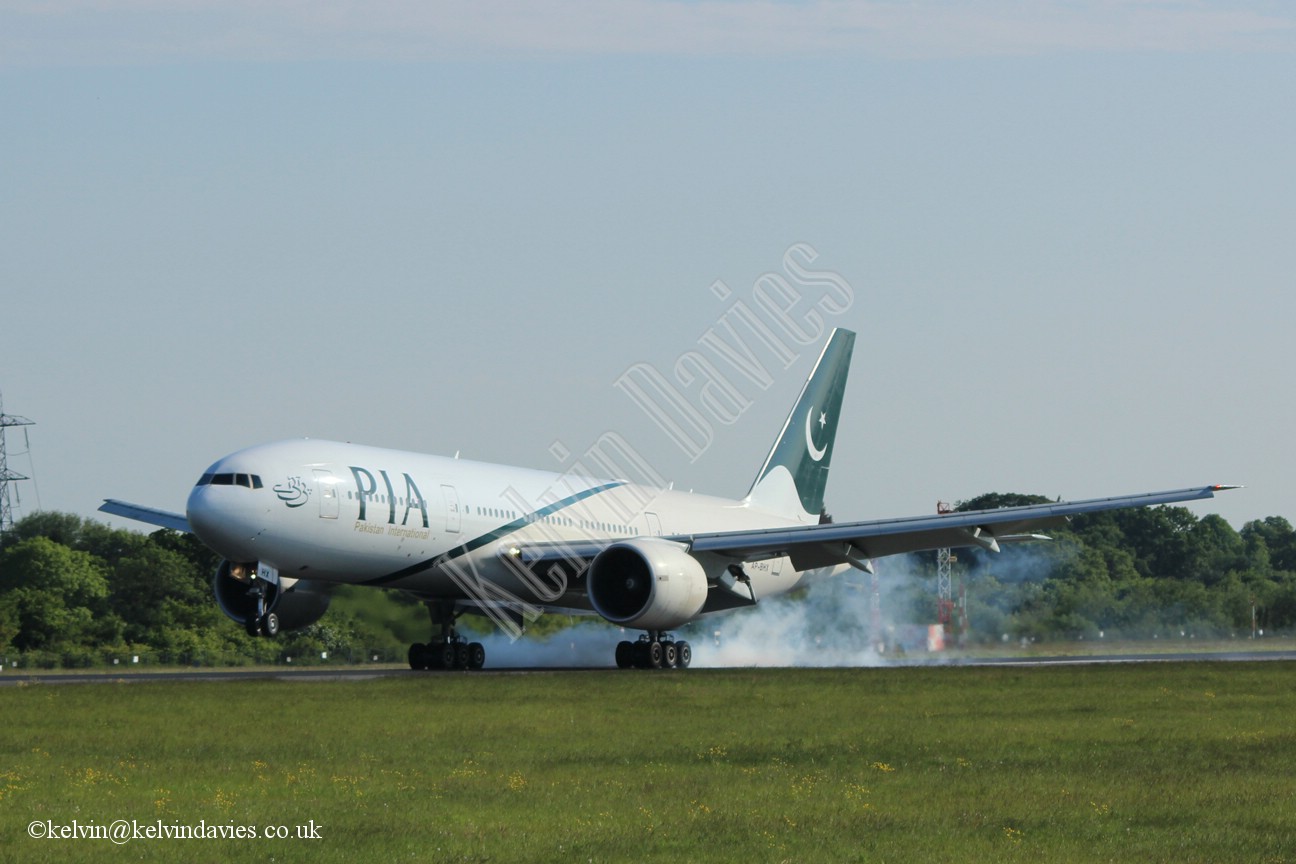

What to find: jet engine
left=587, top=538, right=709, bottom=631
left=213, top=560, right=331, bottom=636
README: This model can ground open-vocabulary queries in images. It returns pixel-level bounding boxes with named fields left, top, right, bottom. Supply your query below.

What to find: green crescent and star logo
left=805, top=405, right=829, bottom=462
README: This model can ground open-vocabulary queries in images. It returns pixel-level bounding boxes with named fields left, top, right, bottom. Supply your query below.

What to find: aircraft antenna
left=0, top=390, right=35, bottom=536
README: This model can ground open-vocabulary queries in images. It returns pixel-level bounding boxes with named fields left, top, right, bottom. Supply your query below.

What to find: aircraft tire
left=438, top=643, right=457, bottom=670
left=662, top=641, right=678, bottom=669
left=676, top=641, right=692, bottom=669
left=263, top=613, right=280, bottom=638
left=647, top=641, right=664, bottom=669
left=615, top=641, right=634, bottom=669
left=408, top=643, right=427, bottom=670
left=468, top=642, right=486, bottom=670
left=455, top=642, right=470, bottom=670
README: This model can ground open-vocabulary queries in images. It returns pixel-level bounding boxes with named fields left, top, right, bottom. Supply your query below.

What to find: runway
left=3, top=649, right=1295, bottom=685
left=906, top=649, right=1296, bottom=667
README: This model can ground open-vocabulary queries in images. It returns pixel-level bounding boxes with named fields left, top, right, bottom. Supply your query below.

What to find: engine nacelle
left=588, top=539, right=709, bottom=631
left=213, top=560, right=331, bottom=632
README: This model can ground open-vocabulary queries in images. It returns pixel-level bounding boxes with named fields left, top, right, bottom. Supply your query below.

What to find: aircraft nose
left=186, top=478, right=264, bottom=560
left=185, top=484, right=219, bottom=543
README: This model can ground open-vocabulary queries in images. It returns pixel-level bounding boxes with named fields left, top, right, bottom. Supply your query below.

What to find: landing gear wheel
left=618, top=632, right=694, bottom=670
left=416, top=601, right=489, bottom=671
left=408, top=643, right=428, bottom=670
left=245, top=613, right=279, bottom=638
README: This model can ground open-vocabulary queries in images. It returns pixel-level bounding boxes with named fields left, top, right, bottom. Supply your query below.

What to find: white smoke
left=468, top=544, right=1074, bottom=669
left=473, top=557, right=934, bottom=668
left=687, top=544, right=1071, bottom=666
left=691, top=570, right=892, bottom=667
left=476, top=619, right=625, bottom=668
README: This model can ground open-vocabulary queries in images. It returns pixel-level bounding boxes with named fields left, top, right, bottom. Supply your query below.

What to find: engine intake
left=588, top=539, right=709, bottom=631
left=213, top=560, right=331, bottom=632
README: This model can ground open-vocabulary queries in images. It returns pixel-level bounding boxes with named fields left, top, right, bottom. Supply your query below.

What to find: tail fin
left=744, top=328, right=855, bottom=521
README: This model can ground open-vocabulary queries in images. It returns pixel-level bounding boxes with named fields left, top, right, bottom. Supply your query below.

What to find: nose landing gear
left=243, top=578, right=279, bottom=638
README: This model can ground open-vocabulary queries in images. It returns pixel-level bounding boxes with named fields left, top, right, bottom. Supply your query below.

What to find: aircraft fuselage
left=187, top=438, right=810, bottom=608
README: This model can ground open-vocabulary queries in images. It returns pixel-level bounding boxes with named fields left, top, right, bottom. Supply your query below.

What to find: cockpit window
left=196, top=472, right=263, bottom=489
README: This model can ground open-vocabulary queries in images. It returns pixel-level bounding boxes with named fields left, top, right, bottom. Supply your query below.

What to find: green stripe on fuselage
left=360, top=480, right=627, bottom=587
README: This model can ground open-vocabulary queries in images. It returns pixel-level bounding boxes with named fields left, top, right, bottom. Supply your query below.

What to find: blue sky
left=1, top=1, right=1292, bottom=532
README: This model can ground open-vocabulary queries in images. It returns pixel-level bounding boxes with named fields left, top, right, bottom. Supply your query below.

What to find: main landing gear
left=408, top=601, right=486, bottom=671
left=408, top=640, right=485, bottom=671
left=615, top=631, right=692, bottom=670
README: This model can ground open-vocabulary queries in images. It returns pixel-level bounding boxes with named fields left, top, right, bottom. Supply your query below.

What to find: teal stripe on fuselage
left=359, top=480, right=627, bottom=587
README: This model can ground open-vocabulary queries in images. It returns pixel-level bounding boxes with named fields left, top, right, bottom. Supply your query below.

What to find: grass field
left=3, top=663, right=1294, bottom=863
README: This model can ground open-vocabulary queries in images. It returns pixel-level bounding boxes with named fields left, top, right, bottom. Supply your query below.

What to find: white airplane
left=102, top=328, right=1235, bottom=670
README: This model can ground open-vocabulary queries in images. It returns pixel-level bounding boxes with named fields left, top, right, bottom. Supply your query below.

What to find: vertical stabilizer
left=743, top=328, right=855, bottom=521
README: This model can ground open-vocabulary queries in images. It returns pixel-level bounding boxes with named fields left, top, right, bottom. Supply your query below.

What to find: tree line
left=0, top=513, right=417, bottom=668
left=904, top=493, right=1296, bottom=643
left=1, top=500, right=1294, bottom=668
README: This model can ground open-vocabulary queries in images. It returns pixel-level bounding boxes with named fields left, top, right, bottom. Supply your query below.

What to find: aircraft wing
left=99, top=499, right=191, bottom=533
left=685, top=485, right=1239, bottom=570
left=509, top=484, right=1237, bottom=577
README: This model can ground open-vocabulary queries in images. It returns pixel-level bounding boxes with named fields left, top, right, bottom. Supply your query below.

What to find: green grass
left=3, top=664, right=1295, bottom=863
